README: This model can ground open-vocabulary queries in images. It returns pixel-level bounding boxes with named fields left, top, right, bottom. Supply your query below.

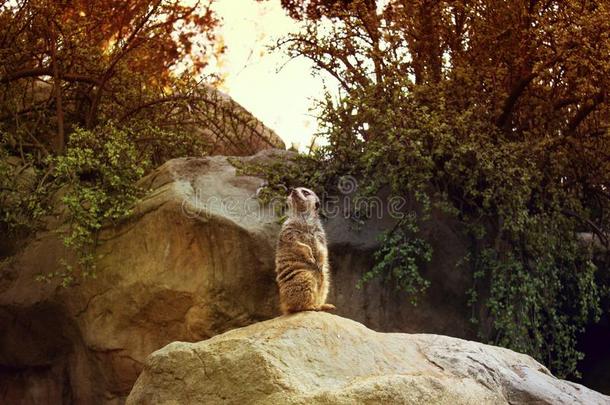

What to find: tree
left=0, top=0, right=275, bottom=158
left=0, top=0, right=286, bottom=284
left=265, top=0, right=610, bottom=377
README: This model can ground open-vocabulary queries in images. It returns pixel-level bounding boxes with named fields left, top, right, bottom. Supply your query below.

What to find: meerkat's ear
left=315, top=200, right=320, bottom=211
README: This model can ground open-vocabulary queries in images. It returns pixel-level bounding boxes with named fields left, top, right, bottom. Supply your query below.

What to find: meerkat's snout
left=287, top=187, right=319, bottom=216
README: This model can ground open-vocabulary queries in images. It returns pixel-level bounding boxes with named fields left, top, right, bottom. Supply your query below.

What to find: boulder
left=126, top=312, right=610, bottom=405
left=0, top=152, right=283, bottom=404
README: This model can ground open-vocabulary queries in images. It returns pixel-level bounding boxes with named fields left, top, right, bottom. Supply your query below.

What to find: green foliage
left=358, top=216, right=432, bottom=305
left=35, top=259, right=83, bottom=288
left=49, top=125, right=147, bottom=281
left=0, top=132, right=48, bottom=234
left=473, top=240, right=600, bottom=378
left=123, top=121, right=211, bottom=167
left=232, top=151, right=334, bottom=202
left=0, top=0, right=283, bottom=286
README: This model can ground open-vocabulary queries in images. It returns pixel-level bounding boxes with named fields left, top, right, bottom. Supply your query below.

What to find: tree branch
left=567, top=91, right=604, bottom=133
left=0, top=67, right=99, bottom=85
left=495, top=73, right=536, bottom=128
left=562, top=209, right=609, bottom=249
left=49, top=24, right=65, bottom=154
left=85, top=0, right=163, bottom=127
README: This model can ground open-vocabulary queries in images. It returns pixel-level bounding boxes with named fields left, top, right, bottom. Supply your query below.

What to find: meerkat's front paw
left=319, top=303, right=336, bottom=312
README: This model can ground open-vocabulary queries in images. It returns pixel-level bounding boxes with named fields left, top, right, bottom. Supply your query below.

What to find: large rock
left=0, top=152, right=282, bottom=404
left=0, top=150, right=491, bottom=403
left=126, top=312, right=610, bottom=405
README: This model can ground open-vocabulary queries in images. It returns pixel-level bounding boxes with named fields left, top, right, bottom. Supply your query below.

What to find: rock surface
left=126, top=312, right=609, bottom=405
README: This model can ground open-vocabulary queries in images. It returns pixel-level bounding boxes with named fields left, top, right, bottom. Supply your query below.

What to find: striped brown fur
left=275, top=187, right=335, bottom=314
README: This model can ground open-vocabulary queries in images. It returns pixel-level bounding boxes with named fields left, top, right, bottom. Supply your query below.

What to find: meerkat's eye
left=302, top=189, right=310, bottom=196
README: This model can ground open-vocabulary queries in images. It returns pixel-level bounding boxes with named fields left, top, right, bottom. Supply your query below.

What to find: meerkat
left=275, top=187, right=335, bottom=315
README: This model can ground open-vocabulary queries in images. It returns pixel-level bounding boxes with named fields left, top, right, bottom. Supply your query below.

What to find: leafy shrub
left=45, top=125, right=146, bottom=281
left=0, top=132, right=48, bottom=235
left=357, top=215, right=432, bottom=305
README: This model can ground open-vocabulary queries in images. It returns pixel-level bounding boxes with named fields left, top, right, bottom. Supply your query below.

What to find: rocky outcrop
left=126, top=312, right=609, bottom=405
left=0, top=152, right=283, bottom=404
left=0, top=149, right=526, bottom=403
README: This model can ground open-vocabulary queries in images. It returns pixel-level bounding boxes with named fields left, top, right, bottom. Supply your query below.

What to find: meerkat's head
left=287, top=187, right=320, bottom=218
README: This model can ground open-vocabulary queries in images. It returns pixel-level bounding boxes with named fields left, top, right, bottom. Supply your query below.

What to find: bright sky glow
left=212, top=0, right=334, bottom=150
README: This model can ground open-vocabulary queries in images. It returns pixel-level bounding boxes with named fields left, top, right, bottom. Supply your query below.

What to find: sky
left=211, top=1, right=333, bottom=149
